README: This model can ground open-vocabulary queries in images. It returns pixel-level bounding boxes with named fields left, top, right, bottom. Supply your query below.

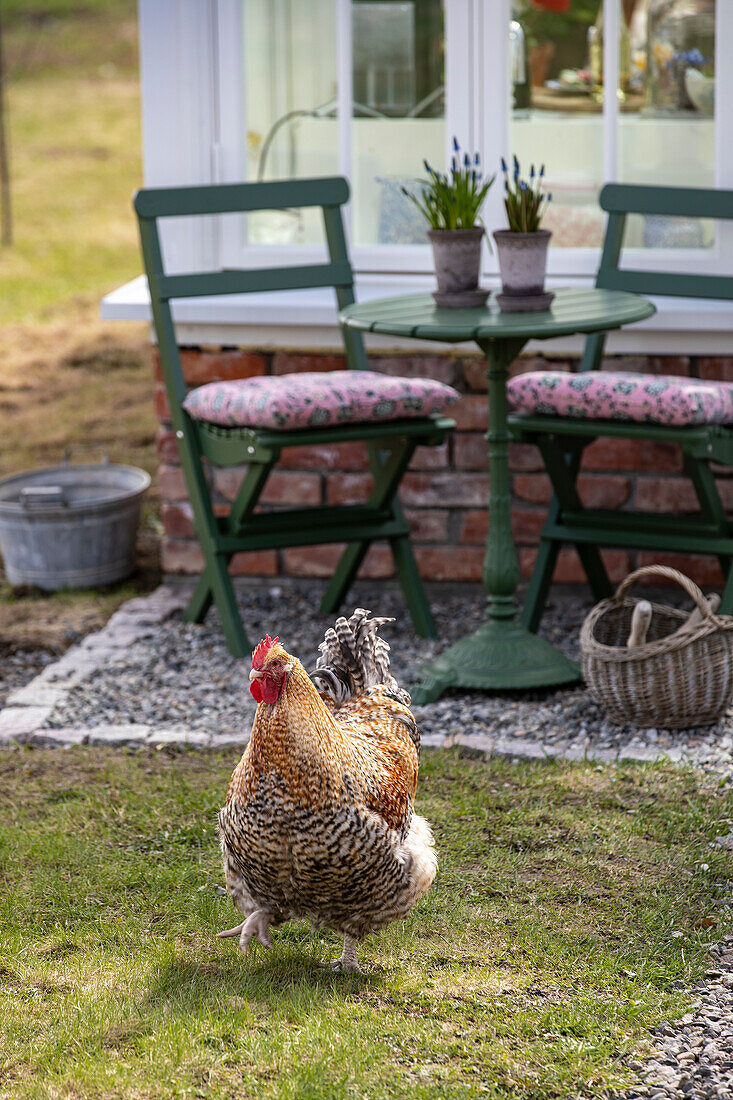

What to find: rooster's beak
left=249, top=668, right=263, bottom=682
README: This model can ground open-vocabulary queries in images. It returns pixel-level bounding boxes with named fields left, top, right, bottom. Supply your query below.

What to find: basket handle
left=612, top=565, right=714, bottom=618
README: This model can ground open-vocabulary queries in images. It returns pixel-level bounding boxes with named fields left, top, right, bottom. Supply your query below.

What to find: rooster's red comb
left=252, top=634, right=279, bottom=670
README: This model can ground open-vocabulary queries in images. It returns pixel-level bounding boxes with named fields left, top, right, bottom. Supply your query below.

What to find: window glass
left=619, top=0, right=715, bottom=249
left=509, top=1, right=716, bottom=253
left=509, top=0, right=604, bottom=249
left=351, top=0, right=445, bottom=247
left=243, top=0, right=338, bottom=244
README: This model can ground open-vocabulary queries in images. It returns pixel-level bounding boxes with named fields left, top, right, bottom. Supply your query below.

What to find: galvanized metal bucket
left=0, top=454, right=150, bottom=590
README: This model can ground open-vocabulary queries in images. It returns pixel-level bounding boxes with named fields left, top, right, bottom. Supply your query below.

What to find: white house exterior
left=106, top=0, right=733, bottom=589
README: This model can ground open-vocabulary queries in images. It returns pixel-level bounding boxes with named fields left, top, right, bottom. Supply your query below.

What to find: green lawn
left=0, top=2, right=159, bottom=631
left=1, top=748, right=731, bottom=1099
left=0, top=0, right=141, bottom=324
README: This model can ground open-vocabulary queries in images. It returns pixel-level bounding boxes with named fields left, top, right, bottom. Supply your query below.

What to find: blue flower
left=501, top=156, right=508, bottom=173
left=453, top=135, right=460, bottom=152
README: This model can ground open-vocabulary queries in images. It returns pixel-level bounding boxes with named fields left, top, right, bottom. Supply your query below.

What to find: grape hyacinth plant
left=501, top=156, right=552, bottom=233
left=404, top=139, right=496, bottom=306
left=402, top=138, right=496, bottom=232
left=493, top=157, right=554, bottom=311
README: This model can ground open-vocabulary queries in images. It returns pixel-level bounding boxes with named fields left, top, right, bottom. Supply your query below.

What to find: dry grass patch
left=0, top=3, right=158, bottom=652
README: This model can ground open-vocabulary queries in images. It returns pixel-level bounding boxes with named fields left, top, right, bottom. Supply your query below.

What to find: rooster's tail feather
left=311, top=608, right=409, bottom=707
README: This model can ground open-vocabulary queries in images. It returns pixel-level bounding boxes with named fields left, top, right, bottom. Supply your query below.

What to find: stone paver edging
left=0, top=586, right=189, bottom=747
left=0, top=584, right=711, bottom=767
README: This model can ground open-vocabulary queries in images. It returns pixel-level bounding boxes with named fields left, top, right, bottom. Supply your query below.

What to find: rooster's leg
left=323, top=934, right=361, bottom=973
left=237, top=909, right=273, bottom=952
left=340, top=935, right=360, bottom=972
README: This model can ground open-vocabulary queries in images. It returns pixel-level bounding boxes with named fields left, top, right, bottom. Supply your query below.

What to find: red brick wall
left=154, top=348, right=733, bottom=589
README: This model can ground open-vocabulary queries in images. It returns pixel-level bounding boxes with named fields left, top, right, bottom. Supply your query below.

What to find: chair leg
left=535, top=436, right=612, bottom=609
left=320, top=541, right=372, bottom=616
left=186, top=570, right=216, bottom=624
left=391, top=533, right=436, bottom=638
left=200, top=552, right=251, bottom=657
left=520, top=536, right=560, bottom=632
left=720, top=562, right=733, bottom=615
left=321, top=438, right=434, bottom=633
left=577, top=545, right=613, bottom=603
left=184, top=456, right=275, bottom=647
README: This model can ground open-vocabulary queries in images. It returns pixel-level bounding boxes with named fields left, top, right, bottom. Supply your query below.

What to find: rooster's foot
left=322, top=935, right=361, bottom=974
left=321, top=958, right=363, bottom=975
left=216, top=920, right=246, bottom=940
left=237, top=909, right=273, bottom=953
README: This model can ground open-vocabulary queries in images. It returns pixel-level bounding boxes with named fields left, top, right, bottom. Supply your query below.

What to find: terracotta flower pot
left=427, top=227, right=489, bottom=308
left=492, top=228, right=553, bottom=312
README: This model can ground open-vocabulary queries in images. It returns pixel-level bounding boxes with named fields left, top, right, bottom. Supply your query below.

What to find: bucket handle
left=19, top=485, right=68, bottom=510
left=63, top=445, right=110, bottom=466
left=612, top=565, right=714, bottom=619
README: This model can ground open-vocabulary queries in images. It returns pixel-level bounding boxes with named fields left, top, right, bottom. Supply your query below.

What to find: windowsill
left=101, top=274, right=733, bottom=355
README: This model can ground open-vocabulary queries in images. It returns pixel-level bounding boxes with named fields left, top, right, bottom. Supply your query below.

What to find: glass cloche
left=646, top=0, right=715, bottom=114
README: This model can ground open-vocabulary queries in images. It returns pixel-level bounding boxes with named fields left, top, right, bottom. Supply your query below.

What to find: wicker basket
left=580, top=565, right=733, bottom=728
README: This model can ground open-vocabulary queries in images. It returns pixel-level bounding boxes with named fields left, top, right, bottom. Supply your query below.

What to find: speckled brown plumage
left=217, top=609, right=437, bottom=970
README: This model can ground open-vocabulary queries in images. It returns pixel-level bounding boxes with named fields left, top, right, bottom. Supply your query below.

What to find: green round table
left=340, top=287, right=656, bottom=703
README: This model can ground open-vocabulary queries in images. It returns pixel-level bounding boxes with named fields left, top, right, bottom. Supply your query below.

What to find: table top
left=340, top=287, right=656, bottom=345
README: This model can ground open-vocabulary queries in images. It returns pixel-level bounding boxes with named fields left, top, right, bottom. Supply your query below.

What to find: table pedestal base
left=410, top=619, right=581, bottom=704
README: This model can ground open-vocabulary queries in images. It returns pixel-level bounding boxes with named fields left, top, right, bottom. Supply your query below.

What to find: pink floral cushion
left=507, top=371, right=733, bottom=427
left=182, top=370, right=459, bottom=431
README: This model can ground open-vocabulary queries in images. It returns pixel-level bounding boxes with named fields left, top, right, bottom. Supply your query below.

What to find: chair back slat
left=134, top=176, right=372, bottom=408
left=134, top=176, right=350, bottom=219
left=601, top=183, right=733, bottom=221
left=596, top=183, right=733, bottom=302
left=577, top=183, right=733, bottom=370
left=156, top=261, right=354, bottom=301
left=322, top=204, right=371, bottom=371
left=598, top=266, right=733, bottom=301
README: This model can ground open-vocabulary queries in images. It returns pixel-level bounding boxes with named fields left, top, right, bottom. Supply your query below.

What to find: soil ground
left=0, top=1, right=159, bottom=654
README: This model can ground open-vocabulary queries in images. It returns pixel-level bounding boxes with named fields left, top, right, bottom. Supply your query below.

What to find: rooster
left=216, top=608, right=437, bottom=972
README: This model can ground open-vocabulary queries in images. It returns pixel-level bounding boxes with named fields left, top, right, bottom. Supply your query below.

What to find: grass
left=1, top=1, right=142, bottom=323
left=1, top=747, right=732, bottom=1099
left=0, top=2, right=160, bottom=642
left=0, top=0, right=153, bottom=483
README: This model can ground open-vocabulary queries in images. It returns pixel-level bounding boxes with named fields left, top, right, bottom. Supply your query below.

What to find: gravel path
left=618, top=941, right=733, bottom=1100
left=0, top=645, right=55, bottom=708
left=34, top=579, right=733, bottom=775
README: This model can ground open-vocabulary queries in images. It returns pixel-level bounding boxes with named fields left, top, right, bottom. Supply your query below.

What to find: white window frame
left=213, top=0, right=733, bottom=280
left=109, top=0, right=733, bottom=350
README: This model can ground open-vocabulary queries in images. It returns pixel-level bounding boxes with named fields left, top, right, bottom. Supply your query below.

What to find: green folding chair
left=134, top=177, right=455, bottom=656
left=508, top=182, right=733, bottom=629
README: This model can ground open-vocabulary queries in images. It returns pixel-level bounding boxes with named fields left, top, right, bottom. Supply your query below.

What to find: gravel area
left=39, top=580, right=733, bottom=774
left=618, top=940, right=733, bottom=1100
left=0, top=645, right=55, bottom=708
